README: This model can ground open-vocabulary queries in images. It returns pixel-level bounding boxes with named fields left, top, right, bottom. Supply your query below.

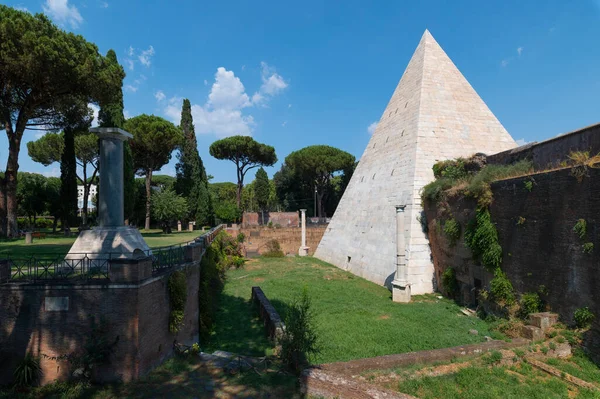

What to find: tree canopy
left=279, top=145, right=355, bottom=218
left=254, top=168, right=270, bottom=212
left=0, top=6, right=124, bottom=236
left=209, top=135, right=277, bottom=207
left=151, top=189, right=188, bottom=233
left=125, top=114, right=182, bottom=229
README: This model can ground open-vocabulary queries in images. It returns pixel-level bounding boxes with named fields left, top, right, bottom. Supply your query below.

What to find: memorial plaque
left=45, top=296, right=69, bottom=311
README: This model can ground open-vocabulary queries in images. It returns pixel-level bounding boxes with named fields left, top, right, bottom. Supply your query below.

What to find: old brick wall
left=228, top=226, right=326, bottom=256
left=487, top=122, right=600, bottom=169
left=424, top=168, right=600, bottom=325
left=0, top=261, right=200, bottom=385
left=242, top=212, right=299, bottom=227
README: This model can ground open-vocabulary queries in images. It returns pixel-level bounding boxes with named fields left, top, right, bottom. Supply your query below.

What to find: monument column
left=93, top=128, right=132, bottom=227
left=392, top=205, right=411, bottom=303
left=298, top=209, right=309, bottom=256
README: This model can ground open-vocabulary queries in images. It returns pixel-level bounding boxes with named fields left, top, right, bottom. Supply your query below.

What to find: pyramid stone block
left=315, top=30, right=516, bottom=294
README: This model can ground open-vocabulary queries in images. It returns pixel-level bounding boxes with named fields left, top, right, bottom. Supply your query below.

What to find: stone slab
left=44, top=296, right=69, bottom=311
left=521, top=325, right=545, bottom=341
left=66, top=226, right=151, bottom=259
left=528, top=312, right=559, bottom=332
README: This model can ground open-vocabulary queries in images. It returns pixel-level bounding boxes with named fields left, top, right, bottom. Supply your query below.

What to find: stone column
left=298, top=209, right=309, bottom=256
left=188, top=222, right=194, bottom=232
left=91, top=128, right=133, bottom=227
left=392, top=205, right=411, bottom=303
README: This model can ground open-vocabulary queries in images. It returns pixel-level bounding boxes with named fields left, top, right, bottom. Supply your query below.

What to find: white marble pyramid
left=315, top=30, right=517, bottom=294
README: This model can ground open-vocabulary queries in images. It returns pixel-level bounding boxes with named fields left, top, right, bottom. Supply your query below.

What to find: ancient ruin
left=315, top=30, right=517, bottom=295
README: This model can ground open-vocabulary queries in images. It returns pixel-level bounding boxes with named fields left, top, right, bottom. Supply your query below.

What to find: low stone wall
left=251, top=286, right=284, bottom=341
left=228, top=226, right=327, bottom=256
left=242, top=212, right=299, bottom=227
left=0, top=238, right=212, bottom=385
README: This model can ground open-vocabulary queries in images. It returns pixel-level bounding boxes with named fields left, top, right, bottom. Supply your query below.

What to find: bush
left=482, top=350, right=503, bottom=365
left=13, top=353, right=41, bottom=387
left=465, top=209, right=502, bottom=271
left=574, top=307, right=595, bottom=329
left=443, top=218, right=461, bottom=247
left=236, top=232, right=246, bottom=243
left=263, top=239, right=284, bottom=257
left=518, top=292, right=541, bottom=319
left=489, top=269, right=515, bottom=306
left=432, top=158, right=468, bottom=180
left=441, top=267, right=458, bottom=297
left=168, top=270, right=187, bottom=333
left=280, top=289, right=320, bottom=374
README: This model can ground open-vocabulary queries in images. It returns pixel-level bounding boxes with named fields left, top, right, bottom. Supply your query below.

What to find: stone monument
left=66, top=128, right=150, bottom=258
left=315, top=30, right=517, bottom=295
left=298, top=209, right=309, bottom=256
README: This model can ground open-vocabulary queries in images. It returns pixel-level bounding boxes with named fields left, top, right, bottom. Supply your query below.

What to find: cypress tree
left=175, top=99, right=212, bottom=226
left=60, top=127, right=78, bottom=230
left=98, top=50, right=133, bottom=223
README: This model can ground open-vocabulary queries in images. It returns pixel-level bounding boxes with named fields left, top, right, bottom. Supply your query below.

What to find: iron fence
left=1, top=225, right=224, bottom=283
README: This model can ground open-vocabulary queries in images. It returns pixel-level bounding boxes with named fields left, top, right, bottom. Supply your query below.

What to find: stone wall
left=487, top=122, right=600, bottom=169
left=0, top=261, right=200, bottom=385
left=424, top=168, right=600, bottom=325
left=242, top=212, right=299, bottom=228
left=227, top=226, right=327, bottom=256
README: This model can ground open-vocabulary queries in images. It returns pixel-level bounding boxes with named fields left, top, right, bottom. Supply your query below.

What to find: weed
left=236, top=232, right=246, bottom=243
left=540, top=346, right=549, bottom=355
left=568, top=151, right=600, bottom=182
left=547, top=330, right=557, bottom=338
left=573, top=219, right=587, bottom=240
left=263, top=239, right=285, bottom=257
left=517, top=216, right=526, bottom=226
left=465, top=208, right=502, bottom=271
left=443, top=218, right=461, bottom=247
left=441, top=267, right=458, bottom=297
left=524, top=179, right=534, bottom=192
left=518, top=292, right=541, bottom=319
left=549, top=342, right=557, bottom=350
left=168, top=270, right=187, bottom=333
left=13, top=353, right=41, bottom=387
left=582, top=242, right=594, bottom=254
left=489, top=269, right=515, bottom=306
left=513, top=349, right=525, bottom=358
left=574, top=307, right=595, bottom=329
left=483, top=350, right=503, bottom=365
left=556, top=336, right=565, bottom=344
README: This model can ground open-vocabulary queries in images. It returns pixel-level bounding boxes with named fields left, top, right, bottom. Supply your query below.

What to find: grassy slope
left=0, top=230, right=203, bottom=257
left=206, top=256, right=497, bottom=364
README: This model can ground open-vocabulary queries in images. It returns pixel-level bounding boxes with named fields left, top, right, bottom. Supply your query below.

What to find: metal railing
left=1, top=225, right=224, bottom=283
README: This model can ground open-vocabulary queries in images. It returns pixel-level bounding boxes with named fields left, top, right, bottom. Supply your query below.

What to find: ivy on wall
left=168, top=270, right=187, bottom=333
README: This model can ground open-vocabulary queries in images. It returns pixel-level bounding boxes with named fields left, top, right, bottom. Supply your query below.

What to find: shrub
left=422, top=177, right=458, bottom=203
left=443, top=218, right=461, bottom=247
left=263, top=239, right=284, bottom=257
left=441, top=267, right=458, bottom=297
left=168, top=270, right=187, bottom=333
left=524, top=179, right=533, bottom=192
left=518, top=292, right=541, bottom=319
left=236, top=232, right=246, bottom=243
left=465, top=161, right=533, bottom=207
left=483, top=350, right=503, bottom=365
left=573, top=219, right=587, bottom=240
left=13, top=353, right=41, bottom=387
left=432, top=158, right=468, bottom=180
left=582, top=242, right=594, bottom=254
left=489, top=269, right=515, bottom=306
left=568, top=151, right=600, bottom=182
left=465, top=209, right=502, bottom=271
left=280, top=289, right=320, bottom=374
left=574, top=307, right=595, bottom=329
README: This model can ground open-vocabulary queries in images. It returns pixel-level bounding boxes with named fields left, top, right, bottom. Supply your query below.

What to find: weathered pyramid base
left=66, top=226, right=151, bottom=258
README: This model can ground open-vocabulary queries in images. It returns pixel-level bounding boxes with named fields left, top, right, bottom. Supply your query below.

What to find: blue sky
left=4, top=0, right=600, bottom=183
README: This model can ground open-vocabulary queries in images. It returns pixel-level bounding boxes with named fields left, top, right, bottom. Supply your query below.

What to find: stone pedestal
left=188, top=222, right=194, bottom=232
left=298, top=209, right=309, bottom=256
left=177, top=221, right=182, bottom=232
left=109, top=257, right=152, bottom=283
left=25, top=232, right=33, bottom=244
left=392, top=284, right=412, bottom=303
left=66, top=128, right=150, bottom=260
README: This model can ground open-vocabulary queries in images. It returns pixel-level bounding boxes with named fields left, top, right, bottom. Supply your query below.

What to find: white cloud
left=160, top=64, right=287, bottom=138
left=515, top=138, right=531, bottom=146
left=43, top=0, right=83, bottom=29
left=288, top=104, right=292, bottom=108
left=258, top=62, right=288, bottom=96
left=42, top=167, right=61, bottom=178
left=154, top=90, right=166, bottom=102
left=100, top=1, right=109, bottom=8
left=124, top=110, right=132, bottom=119
left=138, top=46, right=155, bottom=67
left=501, top=59, right=509, bottom=67
left=127, top=46, right=134, bottom=57
left=282, top=121, right=287, bottom=127
left=367, top=121, right=377, bottom=135
left=89, top=103, right=100, bottom=127
left=124, top=84, right=138, bottom=93
left=241, top=65, right=246, bottom=71
left=124, top=59, right=135, bottom=71
left=517, top=47, right=523, bottom=56
left=204, top=79, right=208, bottom=86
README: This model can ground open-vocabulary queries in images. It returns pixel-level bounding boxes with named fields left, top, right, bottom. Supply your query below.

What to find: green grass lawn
left=397, top=363, right=599, bottom=399
left=0, top=229, right=205, bottom=257
left=205, top=256, right=499, bottom=364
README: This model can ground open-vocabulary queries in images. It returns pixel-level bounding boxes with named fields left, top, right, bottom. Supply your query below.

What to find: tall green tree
left=281, top=145, right=355, bottom=218
left=175, top=99, right=211, bottom=225
left=27, top=129, right=100, bottom=226
left=254, top=168, right=270, bottom=224
left=16, top=172, right=47, bottom=226
left=45, top=177, right=62, bottom=233
left=125, top=115, right=183, bottom=230
left=0, top=6, right=123, bottom=237
left=97, top=49, right=133, bottom=223
left=151, top=189, right=188, bottom=233
left=209, top=136, right=277, bottom=208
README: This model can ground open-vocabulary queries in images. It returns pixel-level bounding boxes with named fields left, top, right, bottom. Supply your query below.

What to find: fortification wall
left=424, top=168, right=600, bottom=342
left=228, top=226, right=326, bottom=256
left=0, top=261, right=200, bottom=385
left=487, top=122, right=600, bottom=169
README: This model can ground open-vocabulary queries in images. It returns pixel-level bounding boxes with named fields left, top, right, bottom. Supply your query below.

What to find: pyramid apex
left=420, top=29, right=436, bottom=44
